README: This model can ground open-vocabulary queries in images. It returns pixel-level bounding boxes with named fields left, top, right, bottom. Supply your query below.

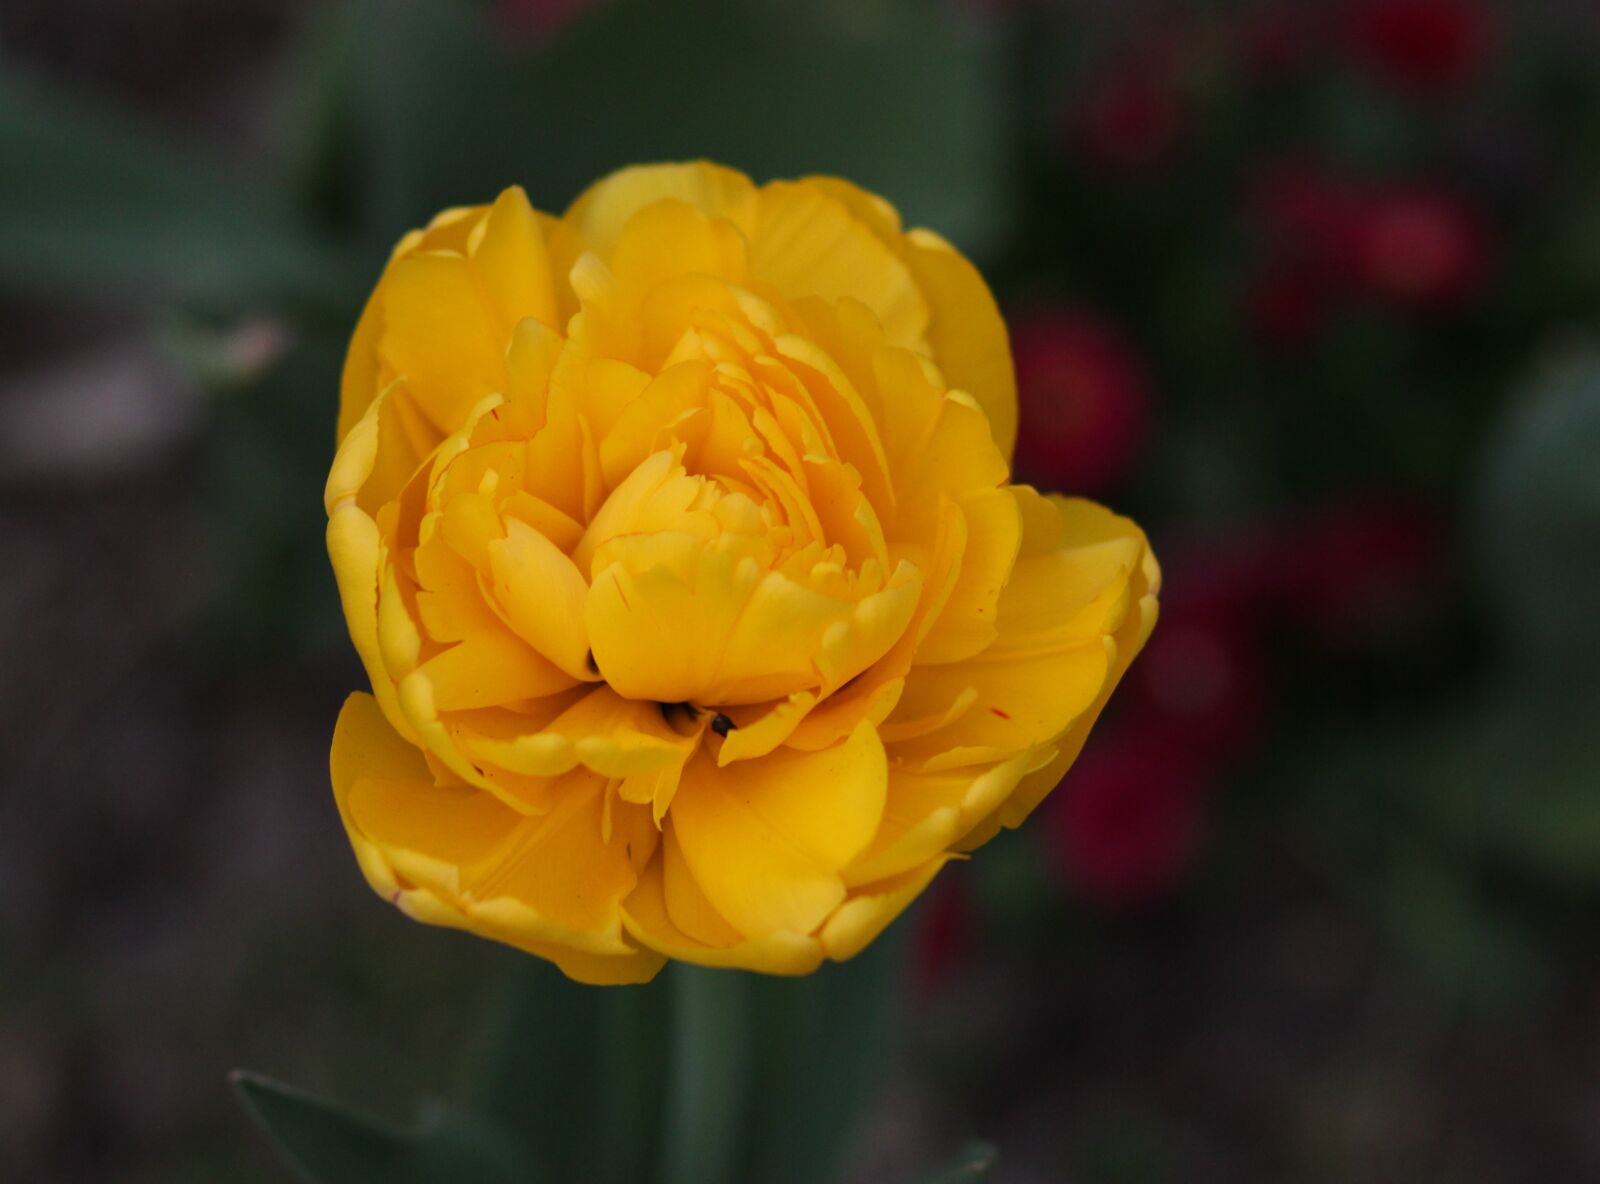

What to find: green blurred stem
left=661, top=965, right=751, bottom=1184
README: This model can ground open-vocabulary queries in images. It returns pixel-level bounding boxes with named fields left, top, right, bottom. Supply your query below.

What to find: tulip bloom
left=326, top=163, right=1159, bottom=982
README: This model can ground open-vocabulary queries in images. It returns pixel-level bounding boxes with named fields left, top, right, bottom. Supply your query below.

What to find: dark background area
left=2, top=1, right=1599, bottom=1180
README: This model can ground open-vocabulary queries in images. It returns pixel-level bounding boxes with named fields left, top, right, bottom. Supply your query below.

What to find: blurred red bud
left=1247, top=263, right=1329, bottom=345
left=1049, top=733, right=1209, bottom=908
left=1010, top=310, right=1151, bottom=494
left=497, top=0, right=595, bottom=39
left=1242, top=7, right=1322, bottom=78
left=1351, top=186, right=1489, bottom=308
left=1283, top=498, right=1441, bottom=645
left=1253, top=165, right=1364, bottom=282
left=1128, top=610, right=1268, bottom=764
left=914, top=871, right=974, bottom=995
left=1076, top=69, right=1183, bottom=172
left=1348, top=0, right=1490, bottom=92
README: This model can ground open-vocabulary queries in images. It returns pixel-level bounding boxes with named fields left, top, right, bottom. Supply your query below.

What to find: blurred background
left=3, top=0, right=1599, bottom=1180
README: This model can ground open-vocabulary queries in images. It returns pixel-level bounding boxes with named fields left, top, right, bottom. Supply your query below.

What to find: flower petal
left=819, top=855, right=953, bottom=962
left=486, top=517, right=594, bottom=680
left=749, top=180, right=929, bottom=350
left=378, top=251, right=508, bottom=434
left=331, top=696, right=664, bottom=984
left=622, top=849, right=825, bottom=975
left=468, top=185, right=560, bottom=335
left=667, top=721, right=887, bottom=937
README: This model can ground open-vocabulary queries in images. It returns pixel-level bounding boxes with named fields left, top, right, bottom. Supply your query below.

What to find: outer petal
left=326, top=402, right=417, bottom=745
left=901, top=228, right=1017, bottom=461
left=467, top=186, right=560, bottom=335
left=819, top=855, right=954, bottom=962
left=843, top=749, right=1045, bottom=885
left=554, top=161, right=759, bottom=289
left=330, top=694, right=665, bottom=984
left=805, top=176, right=1016, bottom=459
left=377, top=251, right=508, bottom=435
left=886, top=491, right=1153, bottom=773
left=622, top=851, right=825, bottom=975
left=667, top=721, right=888, bottom=938
left=748, top=181, right=929, bottom=350
left=963, top=518, right=1161, bottom=845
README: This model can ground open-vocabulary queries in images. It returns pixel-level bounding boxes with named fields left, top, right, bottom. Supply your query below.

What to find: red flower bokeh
left=1350, top=186, right=1489, bottom=309
left=1248, top=165, right=1489, bottom=328
left=1048, top=732, right=1210, bottom=908
left=914, top=871, right=975, bottom=995
left=1248, top=262, right=1329, bottom=345
left=1348, top=0, right=1491, bottom=92
left=1075, top=51, right=1184, bottom=173
left=1253, top=165, right=1364, bottom=284
left=1010, top=309, right=1151, bottom=494
left=1242, top=6, right=1323, bottom=79
left=1127, top=609, right=1269, bottom=766
left=497, top=0, right=596, bottom=39
left=1282, top=498, right=1441, bottom=646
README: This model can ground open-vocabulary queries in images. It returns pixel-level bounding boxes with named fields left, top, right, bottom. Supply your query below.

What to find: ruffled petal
left=819, top=855, right=953, bottom=962
left=748, top=181, right=929, bottom=350
left=330, top=694, right=664, bottom=985
left=468, top=186, right=560, bottom=335
left=621, top=848, right=825, bottom=975
left=802, top=176, right=1016, bottom=459
left=486, top=518, right=594, bottom=680
left=555, top=161, right=759, bottom=292
left=666, top=721, right=887, bottom=937
left=378, top=251, right=508, bottom=434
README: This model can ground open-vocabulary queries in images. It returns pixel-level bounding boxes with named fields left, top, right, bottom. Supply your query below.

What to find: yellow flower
left=326, top=163, right=1159, bottom=984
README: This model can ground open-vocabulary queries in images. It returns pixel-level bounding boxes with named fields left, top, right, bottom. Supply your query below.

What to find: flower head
left=326, top=163, right=1158, bottom=983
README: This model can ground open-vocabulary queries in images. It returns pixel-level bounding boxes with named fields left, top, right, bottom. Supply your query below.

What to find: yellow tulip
left=326, top=163, right=1159, bottom=984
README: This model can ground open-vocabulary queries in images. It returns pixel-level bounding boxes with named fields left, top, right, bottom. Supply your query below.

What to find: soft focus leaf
left=0, top=70, right=345, bottom=306
left=741, top=921, right=910, bottom=1184
left=528, top=0, right=1010, bottom=255
left=231, top=1072, right=529, bottom=1184
left=342, top=0, right=528, bottom=249
left=337, top=0, right=1009, bottom=259
left=922, top=1141, right=999, bottom=1183
left=1414, top=684, right=1600, bottom=890
left=463, top=953, right=668, bottom=1183
left=1380, top=834, right=1550, bottom=1013
left=198, top=331, right=350, bottom=669
left=596, top=980, right=672, bottom=1184
left=661, top=965, right=751, bottom=1184
left=1476, top=353, right=1600, bottom=671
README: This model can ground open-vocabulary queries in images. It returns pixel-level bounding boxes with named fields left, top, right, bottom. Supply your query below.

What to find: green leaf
left=739, top=922, right=911, bottom=1184
left=462, top=952, right=668, bottom=1183
left=231, top=1071, right=530, bottom=1184
left=342, top=0, right=530, bottom=250
left=1419, top=684, right=1600, bottom=890
left=337, top=0, right=1010, bottom=259
left=596, top=978, right=672, bottom=1184
left=922, top=1141, right=999, bottom=1183
left=528, top=0, right=1011, bottom=255
left=1475, top=354, right=1600, bottom=671
left=660, top=965, right=752, bottom=1184
left=1379, top=834, right=1550, bottom=1014
left=0, top=69, right=346, bottom=307
left=195, top=330, right=349, bottom=670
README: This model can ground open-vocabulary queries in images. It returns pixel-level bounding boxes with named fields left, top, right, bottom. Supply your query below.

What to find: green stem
left=660, top=965, right=750, bottom=1184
